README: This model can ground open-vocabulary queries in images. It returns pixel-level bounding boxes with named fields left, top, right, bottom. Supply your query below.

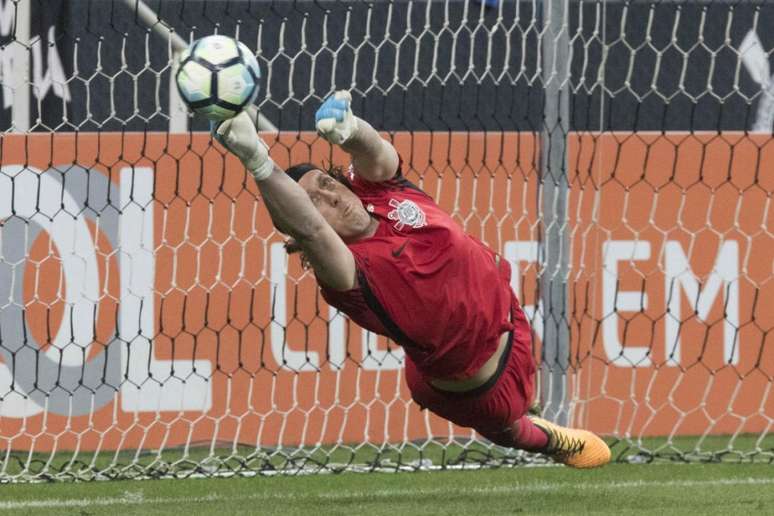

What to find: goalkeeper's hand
left=213, top=109, right=274, bottom=181
left=315, top=90, right=358, bottom=145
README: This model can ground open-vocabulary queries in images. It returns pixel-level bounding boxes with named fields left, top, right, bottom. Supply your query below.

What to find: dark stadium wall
left=2, top=1, right=774, bottom=133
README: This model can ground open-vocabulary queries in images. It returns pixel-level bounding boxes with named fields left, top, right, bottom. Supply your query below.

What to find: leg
left=405, top=336, right=610, bottom=468
left=468, top=350, right=609, bottom=468
left=478, top=415, right=549, bottom=451
left=480, top=415, right=611, bottom=469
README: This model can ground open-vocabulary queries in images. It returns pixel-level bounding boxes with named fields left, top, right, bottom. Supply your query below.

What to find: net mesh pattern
left=0, top=0, right=772, bottom=481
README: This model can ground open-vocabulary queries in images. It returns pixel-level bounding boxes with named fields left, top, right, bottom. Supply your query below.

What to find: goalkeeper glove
left=213, top=110, right=274, bottom=182
left=315, top=90, right=358, bottom=145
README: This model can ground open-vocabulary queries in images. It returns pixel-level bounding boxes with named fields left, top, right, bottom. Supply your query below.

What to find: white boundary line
left=1, top=477, right=772, bottom=510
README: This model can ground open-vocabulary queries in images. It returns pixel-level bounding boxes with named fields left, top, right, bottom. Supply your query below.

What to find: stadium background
left=4, top=0, right=774, bottom=132
left=0, top=0, right=772, bottom=478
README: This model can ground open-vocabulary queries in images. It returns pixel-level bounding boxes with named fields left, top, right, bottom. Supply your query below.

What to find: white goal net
left=0, top=0, right=772, bottom=481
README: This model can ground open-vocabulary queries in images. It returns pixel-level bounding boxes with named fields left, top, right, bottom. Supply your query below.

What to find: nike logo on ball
left=391, top=241, right=408, bottom=257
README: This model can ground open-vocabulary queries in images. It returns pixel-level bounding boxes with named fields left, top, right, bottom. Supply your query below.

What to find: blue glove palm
left=315, top=91, right=357, bottom=145
left=315, top=97, right=349, bottom=124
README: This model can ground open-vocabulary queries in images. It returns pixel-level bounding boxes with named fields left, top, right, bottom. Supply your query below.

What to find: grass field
left=0, top=434, right=771, bottom=515
left=0, top=463, right=772, bottom=515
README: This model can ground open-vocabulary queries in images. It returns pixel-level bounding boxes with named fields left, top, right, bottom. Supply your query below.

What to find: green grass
left=0, top=440, right=511, bottom=480
left=0, top=464, right=772, bottom=515
left=2, top=433, right=771, bottom=481
left=0, top=435, right=771, bottom=514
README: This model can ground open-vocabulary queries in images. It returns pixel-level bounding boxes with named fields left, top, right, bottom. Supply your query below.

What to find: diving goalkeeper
left=214, top=92, right=611, bottom=468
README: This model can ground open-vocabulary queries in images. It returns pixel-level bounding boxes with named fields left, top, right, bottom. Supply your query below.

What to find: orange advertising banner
left=0, top=131, right=770, bottom=452
left=568, top=133, right=774, bottom=437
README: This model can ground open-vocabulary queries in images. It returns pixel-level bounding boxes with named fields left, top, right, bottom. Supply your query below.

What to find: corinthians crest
left=388, top=198, right=427, bottom=230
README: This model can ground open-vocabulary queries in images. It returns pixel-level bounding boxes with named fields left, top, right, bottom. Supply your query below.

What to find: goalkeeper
left=215, top=92, right=611, bottom=468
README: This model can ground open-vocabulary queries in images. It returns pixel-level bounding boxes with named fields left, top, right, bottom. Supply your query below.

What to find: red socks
left=510, top=415, right=550, bottom=452
left=478, top=415, right=550, bottom=451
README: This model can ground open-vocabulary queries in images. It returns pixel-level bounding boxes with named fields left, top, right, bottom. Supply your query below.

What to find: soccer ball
left=175, top=35, right=261, bottom=121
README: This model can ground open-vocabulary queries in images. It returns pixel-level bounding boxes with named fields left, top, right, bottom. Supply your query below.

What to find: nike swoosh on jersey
left=391, top=241, right=408, bottom=257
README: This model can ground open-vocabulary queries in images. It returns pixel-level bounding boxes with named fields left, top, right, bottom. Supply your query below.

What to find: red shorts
left=405, top=319, right=536, bottom=439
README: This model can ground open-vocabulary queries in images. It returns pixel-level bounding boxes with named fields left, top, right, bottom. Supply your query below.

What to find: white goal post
left=0, top=0, right=772, bottom=481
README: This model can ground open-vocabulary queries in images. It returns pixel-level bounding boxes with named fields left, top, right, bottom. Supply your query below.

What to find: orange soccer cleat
left=528, top=416, right=611, bottom=469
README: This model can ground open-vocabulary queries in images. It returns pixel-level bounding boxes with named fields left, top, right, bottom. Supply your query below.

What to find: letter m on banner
left=665, top=241, right=740, bottom=366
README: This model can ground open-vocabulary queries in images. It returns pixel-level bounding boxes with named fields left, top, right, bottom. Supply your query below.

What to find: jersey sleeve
left=318, top=265, right=391, bottom=338
left=349, top=156, right=430, bottom=199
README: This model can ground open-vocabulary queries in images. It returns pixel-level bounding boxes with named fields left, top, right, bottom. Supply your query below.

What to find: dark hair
left=285, top=163, right=318, bottom=182
left=285, top=161, right=353, bottom=191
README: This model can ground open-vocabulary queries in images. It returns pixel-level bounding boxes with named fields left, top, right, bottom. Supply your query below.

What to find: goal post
left=0, top=0, right=772, bottom=481
left=540, top=0, right=571, bottom=427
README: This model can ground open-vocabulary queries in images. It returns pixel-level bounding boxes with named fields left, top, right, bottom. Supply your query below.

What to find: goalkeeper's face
left=298, top=169, right=373, bottom=241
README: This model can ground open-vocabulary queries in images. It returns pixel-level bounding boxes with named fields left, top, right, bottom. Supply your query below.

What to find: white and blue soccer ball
left=175, top=35, right=261, bottom=121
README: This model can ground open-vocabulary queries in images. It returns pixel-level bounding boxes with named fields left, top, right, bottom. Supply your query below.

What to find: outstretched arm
left=316, top=91, right=400, bottom=183
left=215, top=111, right=357, bottom=290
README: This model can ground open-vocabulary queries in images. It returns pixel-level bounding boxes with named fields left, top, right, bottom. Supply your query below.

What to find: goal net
left=0, top=0, right=772, bottom=481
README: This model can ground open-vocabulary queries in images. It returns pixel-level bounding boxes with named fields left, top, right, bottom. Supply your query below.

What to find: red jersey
left=320, top=168, right=524, bottom=380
